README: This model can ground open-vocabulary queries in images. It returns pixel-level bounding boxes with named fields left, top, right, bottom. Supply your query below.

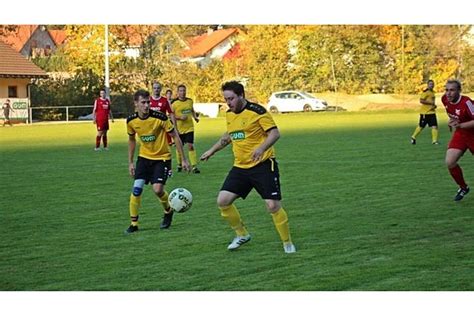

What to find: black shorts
left=179, top=132, right=194, bottom=144
left=221, top=158, right=282, bottom=200
left=419, top=114, right=438, bottom=128
left=135, top=156, right=171, bottom=185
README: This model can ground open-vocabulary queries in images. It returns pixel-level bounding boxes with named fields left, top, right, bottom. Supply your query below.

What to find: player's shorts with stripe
left=448, top=130, right=474, bottom=154
left=221, top=158, right=282, bottom=200
left=418, top=114, right=438, bottom=128
left=179, top=132, right=194, bottom=144
left=96, top=120, right=109, bottom=131
left=135, top=156, right=171, bottom=184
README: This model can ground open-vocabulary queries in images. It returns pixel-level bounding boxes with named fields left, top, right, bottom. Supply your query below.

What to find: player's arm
left=169, top=129, right=190, bottom=171
left=251, top=127, right=280, bottom=162
left=192, top=107, right=200, bottom=123
left=92, top=100, right=98, bottom=124
left=128, top=134, right=136, bottom=177
left=200, top=132, right=231, bottom=161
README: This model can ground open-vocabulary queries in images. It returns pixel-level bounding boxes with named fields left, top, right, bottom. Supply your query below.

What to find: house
left=0, top=40, right=48, bottom=123
left=181, top=27, right=240, bottom=67
left=0, top=25, right=66, bottom=58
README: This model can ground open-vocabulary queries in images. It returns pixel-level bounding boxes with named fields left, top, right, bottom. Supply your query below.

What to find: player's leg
left=126, top=179, right=145, bottom=233
left=254, top=159, right=295, bottom=253
left=187, top=135, right=200, bottom=173
left=102, top=127, right=109, bottom=149
left=175, top=134, right=185, bottom=172
left=429, top=115, right=439, bottom=144
left=95, top=129, right=103, bottom=151
left=151, top=160, right=174, bottom=229
left=446, top=147, right=469, bottom=201
left=411, top=115, right=426, bottom=144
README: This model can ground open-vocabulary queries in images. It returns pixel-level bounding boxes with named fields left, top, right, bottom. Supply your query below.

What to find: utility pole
left=330, top=54, right=338, bottom=112
left=104, top=24, right=110, bottom=98
left=401, top=25, right=405, bottom=107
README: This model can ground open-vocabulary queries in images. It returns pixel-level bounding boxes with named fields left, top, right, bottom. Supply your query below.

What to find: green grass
left=1, top=111, right=473, bottom=290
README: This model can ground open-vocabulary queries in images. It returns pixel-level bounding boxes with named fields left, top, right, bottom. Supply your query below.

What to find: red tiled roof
left=0, top=41, right=48, bottom=78
left=0, top=25, right=38, bottom=52
left=223, top=43, right=241, bottom=60
left=48, top=30, right=67, bottom=46
left=182, top=28, right=238, bottom=58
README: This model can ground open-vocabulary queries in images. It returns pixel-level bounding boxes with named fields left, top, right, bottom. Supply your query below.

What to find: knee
left=265, top=200, right=281, bottom=213
left=132, top=179, right=145, bottom=196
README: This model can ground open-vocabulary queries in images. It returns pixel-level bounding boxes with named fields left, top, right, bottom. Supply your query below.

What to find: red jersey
left=94, top=97, right=111, bottom=122
left=442, top=94, right=474, bottom=137
left=150, top=96, right=173, bottom=115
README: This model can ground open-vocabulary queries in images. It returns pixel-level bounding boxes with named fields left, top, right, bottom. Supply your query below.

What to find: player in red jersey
left=93, top=88, right=114, bottom=151
left=442, top=79, right=474, bottom=201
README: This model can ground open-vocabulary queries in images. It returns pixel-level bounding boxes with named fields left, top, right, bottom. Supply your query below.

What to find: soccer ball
left=168, top=188, right=193, bottom=213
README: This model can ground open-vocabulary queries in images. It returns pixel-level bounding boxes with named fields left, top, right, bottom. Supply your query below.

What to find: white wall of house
left=0, top=78, right=30, bottom=98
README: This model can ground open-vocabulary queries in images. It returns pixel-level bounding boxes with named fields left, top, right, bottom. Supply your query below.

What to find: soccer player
left=171, top=84, right=201, bottom=174
left=2, top=99, right=14, bottom=126
left=165, top=89, right=173, bottom=105
left=92, top=88, right=114, bottom=151
left=442, top=79, right=474, bottom=201
left=410, top=80, right=439, bottom=145
left=125, top=89, right=190, bottom=233
left=200, top=81, right=296, bottom=254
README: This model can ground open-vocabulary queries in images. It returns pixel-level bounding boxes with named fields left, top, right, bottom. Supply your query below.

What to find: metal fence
left=29, top=105, right=94, bottom=123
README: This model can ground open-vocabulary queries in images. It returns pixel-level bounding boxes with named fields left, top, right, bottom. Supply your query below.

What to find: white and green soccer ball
left=168, top=188, right=193, bottom=213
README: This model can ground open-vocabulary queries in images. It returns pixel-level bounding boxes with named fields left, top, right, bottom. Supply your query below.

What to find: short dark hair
left=221, top=81, right=245, bottom=96
left=165, top=89, right=172, bottom=94
left=177, top=84, right=186, bottom=90
left=427, top=79, right=434, bottom=84
left=134, top=89, right=150, bottom=101
left=446, top=79, right=462, bottom=91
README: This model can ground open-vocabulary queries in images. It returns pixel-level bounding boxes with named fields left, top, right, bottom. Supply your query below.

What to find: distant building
left=0, top=40, right=48, bottom=123
left=181, top=27, right=240, bottom=67
left=0, top=25, right=66, bottom=58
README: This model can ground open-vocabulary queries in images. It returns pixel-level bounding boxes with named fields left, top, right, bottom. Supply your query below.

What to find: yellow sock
left=129, top=194, right=141, bottom=226
left=189, top=149, right=197, bottom=167
left=271, top=208, right=291, bottom=243
left=411, top=126, right=423, bottom=139
left=219, top=204, right=248, bottom=236
left=176, top=148, right=182, bottom=166
left=157, top=191, right=171, bottom=213
left=432, top=128, right=439, bottom=143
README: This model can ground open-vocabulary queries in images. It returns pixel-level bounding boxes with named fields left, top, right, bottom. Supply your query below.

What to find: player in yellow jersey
left=171, top=84, right=201, bottom=173
left=200, top=81, right=296, bottom=254
left=125, top=90, right=190, bottom=234
left=410, top=79, right=439, bottom=145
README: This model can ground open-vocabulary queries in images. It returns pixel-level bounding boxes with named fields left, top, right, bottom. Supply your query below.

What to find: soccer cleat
left=454, top=186, right=470, bottom=201
left=104, top=147, right=109, bottom=151
left=410, top=137, right=416, bottom=145
left=283, top=242, right=296, bottom=254
left=227, top=235, right=251, bottom=250
left=94, top=147, right=101, bottom=151
left=125, top=225, right=138, bottom=234
left=177, top=165, right=182, bottom=172
left=168, top=169, right=173, bottom=178
left=160, top=210, right=174, bottom=229
left=432, top=142, right=440, bottom=145
left=192, top=167, right=201, bottom=174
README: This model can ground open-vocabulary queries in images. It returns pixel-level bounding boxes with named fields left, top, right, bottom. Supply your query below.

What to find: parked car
left=267, top=91, right=328, bottom=113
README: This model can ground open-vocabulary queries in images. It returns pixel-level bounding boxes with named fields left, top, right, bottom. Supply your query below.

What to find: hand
left=251, top=147, right=265, bottom=162
left=448, top=118, right=460, bottom=128
left=200, top=150, right=213, bottom=161
left=129, top=163, right=135, bottom=177
left=112, top=119, right=115, bottom=123
left=181, top=159, right=191, bottom=172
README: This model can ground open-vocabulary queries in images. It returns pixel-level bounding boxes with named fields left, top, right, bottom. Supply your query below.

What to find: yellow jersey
left=419, top=89, right=436, bottom=114
left=126, top=111, right=174, bottom=160
left=226, top=102, right=277, bottom=169
left=172, top=97, right=195, bottom=134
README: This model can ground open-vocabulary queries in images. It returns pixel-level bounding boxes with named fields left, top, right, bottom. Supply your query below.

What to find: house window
left=8, top=86, right=18, bottom=98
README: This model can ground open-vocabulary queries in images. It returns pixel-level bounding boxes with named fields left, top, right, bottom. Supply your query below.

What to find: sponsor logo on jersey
left=140, top=134, right=156, bottom=142
left=229, top=130, right=245, bottom=140
left=181, top=109, right=192, bottom=114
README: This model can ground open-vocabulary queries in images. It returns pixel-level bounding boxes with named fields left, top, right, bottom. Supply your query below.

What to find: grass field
left=1, top=110, right=473, bottom=291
